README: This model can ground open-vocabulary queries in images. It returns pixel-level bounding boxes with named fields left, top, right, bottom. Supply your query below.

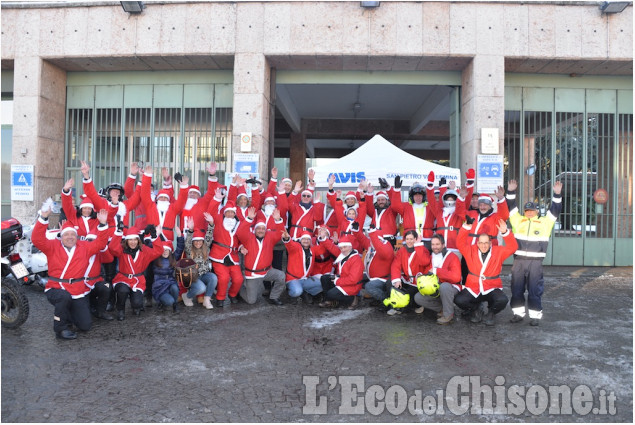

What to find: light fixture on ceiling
left=599, top=1, right=630, bottom=13
left=361, top=1, right=380, bottom=8
left=121, top=1, right=145, bottom=14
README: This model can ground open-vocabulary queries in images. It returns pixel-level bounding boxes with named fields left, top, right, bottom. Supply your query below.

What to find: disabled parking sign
left=11, top=164, right=34, bottom=201
left=476, top=155, right=503, bottom=194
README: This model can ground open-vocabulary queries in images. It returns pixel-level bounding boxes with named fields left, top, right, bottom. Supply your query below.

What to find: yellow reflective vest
left=507, top=193, right=562, bottom=259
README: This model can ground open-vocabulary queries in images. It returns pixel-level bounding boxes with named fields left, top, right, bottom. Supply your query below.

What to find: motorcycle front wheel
left=1, top=277, right=29, bottom=328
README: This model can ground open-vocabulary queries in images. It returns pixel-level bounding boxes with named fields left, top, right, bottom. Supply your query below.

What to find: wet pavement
left=1, top=266, right=633, bottom=422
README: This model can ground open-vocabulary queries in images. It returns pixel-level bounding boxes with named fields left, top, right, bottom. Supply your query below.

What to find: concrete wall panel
left=263, top=3, right=292, bottom=54
left=134, top=6, right=163, bottom=55
left=528, top=5, right=556, bottom=57
left=13, top=57, right=42, bottom=98
left=38, top=97, right=65, bottom=141
left=580, top=7, right=607, bottom=59
left=1, top=10, right=17, bottom=59
left=449, top=3, right=477, bottom=55
left=11, top=97, right=39, bottom=138
left=208, top=2, right=236, bottom=53
left=63, top=8, right=89, bottom=57
left=40, top=61, right=66, bottom=102
left=234, top=54, right=268, bottom=95
left=555, top=6, right=583, bottom=58
left=39, top=8, right=65, bottom=58
left=290, top=2, right=344, bottom=54
left=235, top=3, right=264, bottom=54
left=608, top=7, right=633, bottom=59
left=340, top=4, right=370, bottom=53
left=475, top=4, right=504, bottom=55
left=395, top=2, right=424, bottom=55
left=183, top=4, right=213, bottom=54
left=503, top=5, right=528, bottom=57
left=85, top=7, right=113, bottom=57
left=15, top=10, right=41, bottom=57
left=108, top=8, right=138, bottom=55
left=422, top=2, right=450, bottom=55
left=160, top=5, right=187, bottom=55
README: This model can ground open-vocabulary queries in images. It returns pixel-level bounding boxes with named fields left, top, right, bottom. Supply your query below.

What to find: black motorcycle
left=1, top=218, right=30, bottom=328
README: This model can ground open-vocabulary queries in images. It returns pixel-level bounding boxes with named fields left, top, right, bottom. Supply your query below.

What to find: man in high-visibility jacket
left=506, top=179, right=563, bottom=326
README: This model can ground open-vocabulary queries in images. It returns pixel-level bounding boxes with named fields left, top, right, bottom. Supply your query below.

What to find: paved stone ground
left=1, top=266, right=632, bottom=422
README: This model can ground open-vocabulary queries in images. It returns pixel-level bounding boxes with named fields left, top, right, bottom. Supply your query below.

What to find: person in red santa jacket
left=357, top=223, right=396, bottom=305
left=364, top=179, right=398, bottom=246
left=108, top=224, right=164, bottom=321
left=228, top=175, right=262, bottom=222
left=282, top=230, right=329, bottom=304
left=287, top=171, right=320, bottom=240
left=326, top=174, right=367, bottom=251
left=455, top=218, right=518, bottom=326
left=390, top=175, right=437, bottom=247
left=140, top=165, right=189, bottom=242
left=317, top=232, right=364, bottom=309
left=61, top=178, right=99, bottom=239
left=388, top=229, right=432, bottom=315
left=207, top=189, right=244, bottom=307
left=413, top=234, right=462, bottom=324
left=179, top=162, right=221, bottom=234
left=32, top=204, right=109, bottom=340
left=236, top=207, right=286, bottom=305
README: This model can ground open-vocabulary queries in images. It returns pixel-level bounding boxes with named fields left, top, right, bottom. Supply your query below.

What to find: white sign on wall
left=481, top=128, right=499, bottom=154
left=240, top=132, right=252, bottom=152
left=11, top=164, right=34, bottom=201
left=477, top=154, right=504, bottom=194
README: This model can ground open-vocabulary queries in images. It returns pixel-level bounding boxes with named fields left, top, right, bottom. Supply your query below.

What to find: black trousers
left=454, top=288, right=508, bottom=314
left=320, top=275, right=354, bottom=305
left=102, top=259, right=118, bottom=305
left=89, top=281, right=111, bottom=314
left=114, top=283, right=144, bottom=312
left=45, top=288, right=92, bottom=334
left=143, top=267, right=154, bottom=300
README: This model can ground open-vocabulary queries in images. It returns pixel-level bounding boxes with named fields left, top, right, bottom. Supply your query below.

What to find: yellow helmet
left=383, top=287, right=410, bottom=309
left=416, top=273, right=440, bottom=297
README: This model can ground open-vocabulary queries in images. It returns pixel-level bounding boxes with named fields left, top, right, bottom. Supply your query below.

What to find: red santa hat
left=375, top=191, right=389, bottom=200
left=320, top=226, right=331, bottom=237
left=79, top=194, right=94, bottom=210
left=192, top=230, right=206, bottom=241
left=253, top=221, right=267, bottom=230
left=59, top=222, right=79, bottom=237
left=281, top=177, right=292, bottom=185
left=478, top=194, right=494, bottom=206
left=124, top=226, right=141, bottom=240
left=263, top=195, right=276, bottom=204
left=343, top=191, right=357, bottom=201
left=188, top=185, right=201, bottom=196
left=222, top=200, right=237, bottom=215
left=298, top=232, right=313, bottom=241
left=156, top=189, right=171, bottom=201
left=162, top=242, right=173, bottom=252
left=338, top=234, right=354, bottom=247
left=236, top=192, right=248, bottom=200
left=301, top=189, right=313, bottom=198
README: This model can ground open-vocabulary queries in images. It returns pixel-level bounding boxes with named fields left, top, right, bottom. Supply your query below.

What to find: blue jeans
left=365, top=279, right=390, bottom=301
left=198, top=272, right=218, bottom=297
left=287, top=277, right=322, bottom=298
left=158, top=284, right=180, bottom=306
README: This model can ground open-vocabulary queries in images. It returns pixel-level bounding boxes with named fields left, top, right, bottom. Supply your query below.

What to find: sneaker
left=229, top=296, right=239, bottom=304
left=510, top=314, right=524, bottom=323
left=347, top=297, right=359, bottom=310
left=202, top=296, right=214, bottom=310
left=437, top=314, right=454, bottom=325
left=215, top=298, right=225, bottom=308
left=414, top=306, right=425, bottom=314
left=529, top=318, right=540, bottom=326
left=182, top=293, right=194, bottom=307
left=387, top=308, right=402, bottom=316
left=437, top=311, right=444, bottom=318
left=483, top=311, right=495, bottom=326
left=301, top=292, right=313, bottom=305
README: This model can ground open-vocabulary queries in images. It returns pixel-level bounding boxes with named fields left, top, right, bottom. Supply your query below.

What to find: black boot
left=172, top=303, right=179, bottom=314
left=230, top=296, right=239, bottom=304
left=133, top=308, right=141, bottom=316
left=301, top=291, right=313, bottom=305
left=216, top=299, right=225, bottom=308
left=56, top=329, right=77, bottom=340
left=117, top=310, right=125, bottom=321
left=96, top=310, right=114, bottom=321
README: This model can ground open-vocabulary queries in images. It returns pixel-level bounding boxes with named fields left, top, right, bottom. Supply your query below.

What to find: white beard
left=184, top=198, right=198, bottom=211
left=157, top=200, right=170, bottom=213
left=442, top=206, right=456, bottom=217
left=263, top=204, right=275, bottom=216
left=223, top=217, right=237, bottom=231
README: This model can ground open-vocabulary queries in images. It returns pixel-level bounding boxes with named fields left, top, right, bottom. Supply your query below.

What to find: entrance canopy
left=311, top=135, right=461, bottom=188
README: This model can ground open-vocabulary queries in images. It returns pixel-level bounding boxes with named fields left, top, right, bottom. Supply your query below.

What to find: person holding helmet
left=388, top=229, right=431, bottom=315
left=413, top=234, right=462, bottom=324
left=506, top=179, right=563, bottom=326
left=455, top=218, right=518, bottom=326
left=317, top=232, right=364, bottom=308
left=32, top=200, right=110, bottom=340
left=364, top=179, right=398, bottom=247
left=390, top=175, right=436, bottom=248
left=207, top=188, right=244, bottom=307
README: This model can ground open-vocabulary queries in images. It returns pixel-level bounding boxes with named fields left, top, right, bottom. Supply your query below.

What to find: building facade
left=1, top=0, right=632, bottom=265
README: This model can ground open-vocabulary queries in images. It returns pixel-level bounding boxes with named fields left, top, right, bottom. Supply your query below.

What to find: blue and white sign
left=477, top=154, right=504, bottom=194
left=11, top=164, right=34, bottom=201
left=233, top=153, right=259, bottom=174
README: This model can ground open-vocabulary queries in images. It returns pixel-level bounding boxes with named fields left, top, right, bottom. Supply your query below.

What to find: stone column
left=460, top=54, right=505, bottom=180
left=232, top=53, right=272, bottom=179
left=11, top=58, right=66, bottom=223
left=289, top=131, right=307, bottom=185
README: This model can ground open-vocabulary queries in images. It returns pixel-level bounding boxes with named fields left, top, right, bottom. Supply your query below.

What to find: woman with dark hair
left=388, top=229, right=431, bottom=315
left=152, top=228, right=185, bottom=312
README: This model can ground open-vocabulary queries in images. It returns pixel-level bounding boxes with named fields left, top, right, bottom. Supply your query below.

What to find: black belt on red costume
left=212, top=241, right=239, bottom=251
left=246, top=266, right=271, bottom=274
left=435, top=226, right=459, bottom=232
left=468, top=272, right=500, bottom=280
left=290, top=224, right=313, bottom=232
left=48, top=276, right=87, bottom=284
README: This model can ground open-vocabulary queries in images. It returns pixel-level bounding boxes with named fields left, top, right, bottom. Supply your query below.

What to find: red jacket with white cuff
left=320, top=238, right=364, bottom=296
left=429, top=250, right=462, bottom=291
left=108, top=232, right=164, bottom=292
left=207, top=196, right=242, bottom=265
left=283, top=237, right=328, bottom=282
left=32, top=217, right=109, bottom=298
left=61, top=189, right=99, bottom=238
left=356, top=228, right=395, bottom=282
left=180, top=176, right=219, bottom=233
left=391, top=243, right=431, bottom=287
left=142, top=172, right=188, bottom=242
left=82, top=174, right=141, bottom=229
left=236, top=217, right=284, bottom=279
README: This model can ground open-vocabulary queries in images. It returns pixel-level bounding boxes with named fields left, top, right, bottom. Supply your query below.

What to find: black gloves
left=174, top=172, right=183, bottom=183
left=378, top=178, right=389, bottom=189
left=144, top=224, right=157, bottom=239
left=351, top=221, right=360, bottom=231
left=369, top=223, right=376, bottom=230
left=116, top=215, right=125, bottom=233
left=465, top=215, right=475, bottom=225
left=245, top=178, right=257, bottom=185
left=439, top=177, right=447, bottom=186
left=394, top=176, right=402, bottom=189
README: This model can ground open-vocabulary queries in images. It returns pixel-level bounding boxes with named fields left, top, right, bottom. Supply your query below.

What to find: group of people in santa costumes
left=35, top=158, right=563, bottom=339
